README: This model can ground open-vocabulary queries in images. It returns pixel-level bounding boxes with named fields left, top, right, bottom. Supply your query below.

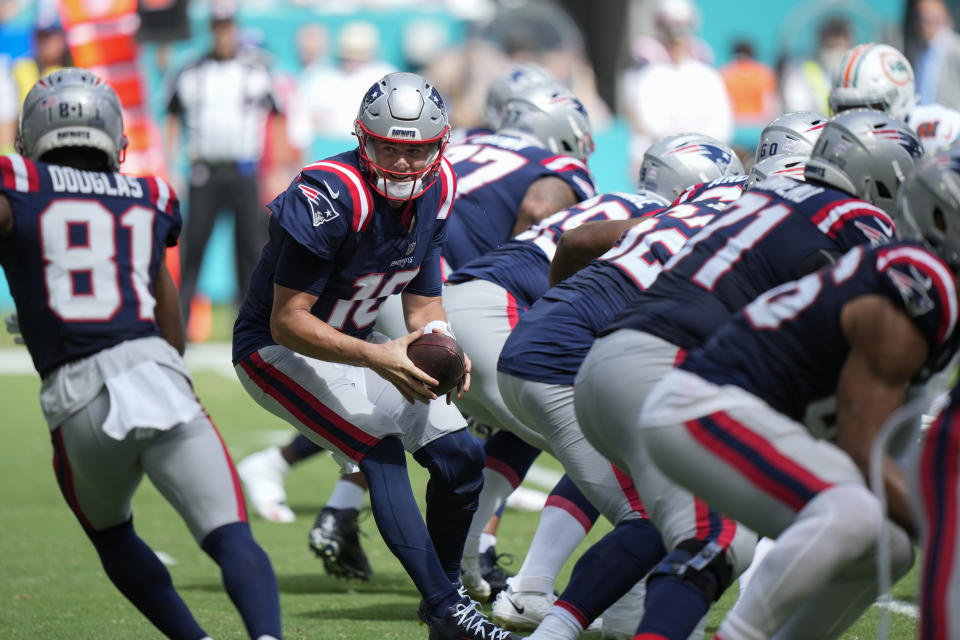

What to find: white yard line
left=874, top=598, right=919, bottom=618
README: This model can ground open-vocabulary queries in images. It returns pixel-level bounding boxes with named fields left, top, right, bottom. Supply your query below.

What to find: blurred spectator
left=619, top=0, right=733, bottom=175
left=285, top=23, right=331, bottom=164
left=778, top=15, right=852, bottom=115
left=164, top=3, right=281, bottom=332
left=297, top=20, right=395, bottom=140
left=625, top=0, right=714, bottom=68
left=10, top=15, right=72, bottom=107
left=913, top=0, right=960, bottom=110
left=425, top=0, right=610, bottom=132
left=721, top=40, right=779, bottom=129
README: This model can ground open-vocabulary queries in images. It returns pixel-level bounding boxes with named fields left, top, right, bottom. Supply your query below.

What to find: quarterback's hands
left=369, top=328, right=439, bottom=404
left=4, top=312, right=24, bottom=345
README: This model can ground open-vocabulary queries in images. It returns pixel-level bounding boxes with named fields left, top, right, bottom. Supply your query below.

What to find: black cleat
left=478, top=547, right=516, bottom=600
left=308, top=507, right=373, bottom=581
left=428, top=593, right=521, bottom=640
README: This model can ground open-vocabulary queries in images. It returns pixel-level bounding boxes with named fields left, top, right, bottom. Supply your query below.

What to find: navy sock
left=635, top=547, right=715, bottom=640
left=557, top=518, right=665, bottom=625
left=287, top=433, right=324, bottom=462
left=201, top=522, right=282, bottom=639
left=414, top=429, right=486, bottom=583
left=88, top=520, right=207, bottom=640
left=361, top=437, right=459, bottom=616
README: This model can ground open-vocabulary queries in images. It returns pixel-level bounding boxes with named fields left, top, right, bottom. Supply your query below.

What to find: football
left=407, top=332, right=466, bottom=395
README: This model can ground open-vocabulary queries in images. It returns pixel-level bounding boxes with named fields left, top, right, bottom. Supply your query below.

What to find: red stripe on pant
left=51, top=426, right=94, bottom=530
left=202, top=408, right=248, bottom=522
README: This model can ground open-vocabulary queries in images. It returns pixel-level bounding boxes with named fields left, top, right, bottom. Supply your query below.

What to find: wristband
left=423, top=320, right=455, bottom=338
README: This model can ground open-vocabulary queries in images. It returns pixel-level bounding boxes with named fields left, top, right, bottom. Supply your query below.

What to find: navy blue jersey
left=445, top=191, right=665, bottom=308
left=497, top=201, right=722, bottom=384
left=441, top=133, right=596, bottom=271
left=603, top=176, right=898, bottom=350
left=682, top=242, right=959, bottom=436
left=232, top=150, right=457, bottom=362
left=0, top=154, right=181, bottom=377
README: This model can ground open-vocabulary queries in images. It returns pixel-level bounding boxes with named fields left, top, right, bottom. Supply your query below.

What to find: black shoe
left=479, top=546, right=516, bottom=600
left=308, top=507, right=373, bottom=581
left=428, top=593, right=520, bottom=640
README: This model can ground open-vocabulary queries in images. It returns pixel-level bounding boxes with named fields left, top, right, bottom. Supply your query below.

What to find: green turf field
left=0, top=308, right=923, bottom=638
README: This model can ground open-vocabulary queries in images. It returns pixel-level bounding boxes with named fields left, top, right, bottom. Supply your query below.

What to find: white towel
left=101, top=360, right=203, bottom=441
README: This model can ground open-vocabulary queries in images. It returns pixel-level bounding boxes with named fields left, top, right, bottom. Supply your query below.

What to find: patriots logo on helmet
left=298, top=183, right=339, bottom=226
left=666, top=143, right=733, bottom=171
left=362, top=83, right=384, bottom=111
left=427, top=87, right=446, bottom=114
left=886, top=263, right=935, bottom=317
left=549, top=94, right=589, bottom=118
left=871, top=128, right=924, bottom=160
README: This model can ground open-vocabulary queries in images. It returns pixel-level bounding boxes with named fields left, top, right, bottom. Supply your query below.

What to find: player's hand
left=369, top=328, right=439, bottom=405
left=4, top=312, right=24, bottom=345
left=447, top=352, right=471, bottom=405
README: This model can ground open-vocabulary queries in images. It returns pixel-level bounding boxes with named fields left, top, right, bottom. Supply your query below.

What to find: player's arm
left=271, top=285, right=438, bottom=404
left=0, top=193, right=11, bottom=237
left=402, top=291, right=471, bottom=400
left=549, top=218, right=648, bottom=286
left=511, top=176, right=578, bottom=236
left=154, top=258, right=186, bottom=355
left=835, top=294, right=928, bottom=538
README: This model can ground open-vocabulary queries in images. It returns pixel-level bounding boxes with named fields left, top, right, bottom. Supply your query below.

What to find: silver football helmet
left=755, top=111, right=828, bottom=162
left=16, top=67, right=128, bottom=170
left=499, top=82, right=594, bottom=161
left=805, top=108, right=924, bottom=216
left=828, top=43, right=916, bottom=121
left=354, top=71, right=450, bottom=201
left=895, top=150, right=960, bottom=270
left=638, top=133, right=744, bottom=201
left=745, top=154, right=808, bottom=190
left=484, top=63, right=554, bottom=131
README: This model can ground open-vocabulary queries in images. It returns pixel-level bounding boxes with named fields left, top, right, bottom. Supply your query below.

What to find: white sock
left=464, top=468, right=515, bottom=560
left=511, top=505, right=588, bottom=594
left=527, top=608, right=583, bottom=640
left=325, top=478, right=367, bottom=511
left=479, top=532, right=497, bottom=554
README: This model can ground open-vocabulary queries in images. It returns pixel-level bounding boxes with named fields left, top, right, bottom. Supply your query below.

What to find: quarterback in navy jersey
left=0, top=69, right=282, bottom=639
left=571, top=109, right=923, bottom=640
left=232, top=72, right=518, bottom=640
left=441, top=82, right=597, bottom=273
left=642, top=229, right=959, bottom=638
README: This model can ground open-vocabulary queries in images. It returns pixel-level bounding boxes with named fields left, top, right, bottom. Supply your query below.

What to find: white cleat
left=237, top=446, right=295, bottom=523
left=492, top=584, right=557, bottom=631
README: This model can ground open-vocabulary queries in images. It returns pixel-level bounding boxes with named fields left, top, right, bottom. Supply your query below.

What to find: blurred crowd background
left=0, top=0, right=945, bottom=326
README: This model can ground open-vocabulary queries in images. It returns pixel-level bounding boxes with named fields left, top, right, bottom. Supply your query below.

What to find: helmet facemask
left=355, top=122, right=448, bottom=202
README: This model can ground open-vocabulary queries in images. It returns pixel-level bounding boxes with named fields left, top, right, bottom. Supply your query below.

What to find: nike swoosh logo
left=324, top=180, right=340, bottom=199
left=505, top=595, right=524, bottom=614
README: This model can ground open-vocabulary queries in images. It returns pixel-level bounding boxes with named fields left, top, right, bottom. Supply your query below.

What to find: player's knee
left=415, top=429, right=485, bottom=498
left=649, top=539, right=736, bottom=603
left=802, top=484, right=883, bottom=558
